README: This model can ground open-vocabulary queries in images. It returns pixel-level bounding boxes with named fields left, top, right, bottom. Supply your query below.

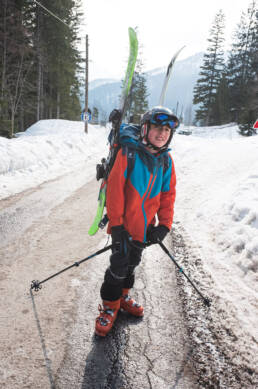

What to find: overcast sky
left=81, top=0, right=252, bottom=81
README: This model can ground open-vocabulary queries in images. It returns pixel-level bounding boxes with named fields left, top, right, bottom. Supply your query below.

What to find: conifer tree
left=193, top=10, right=226, bottom=126
left=227, top=0, right=258, bottom=135
left=92, top=107, right=99, bottom=123
left=213, top=71, right=231, bottom=124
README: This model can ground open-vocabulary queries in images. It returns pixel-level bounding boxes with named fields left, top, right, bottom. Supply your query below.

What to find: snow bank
left=0, top=120, right=109, bottom=199
left=190, top=123, right=241, bottom=139
left=223, top=169, right=258, bottom=272
left=173, top=126, right=258, bottom=341
left=173, top=126, right=258, bottom=273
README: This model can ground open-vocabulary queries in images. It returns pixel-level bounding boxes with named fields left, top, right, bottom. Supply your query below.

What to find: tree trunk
left=40, top=69, right=44, bottom=119
left=36, top=6, right=42, bottom=121
left=19, top=101, right=24, bottom=132
left=1, top=0, right=7, bottom=114
left=10, top=108, right=15, bottom=138
left=57, top=91, right=60, bottom=118
left=49, top=84, right=52, bottom=118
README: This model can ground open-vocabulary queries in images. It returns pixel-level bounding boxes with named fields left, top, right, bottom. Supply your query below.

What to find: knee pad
left=128, top=245, right=143, bottom=268
left=104, top=267, right=125, bottom=286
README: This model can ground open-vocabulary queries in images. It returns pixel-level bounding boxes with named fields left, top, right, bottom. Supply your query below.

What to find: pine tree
left=227, top=1, right=258, bottom=135
left=92, top=106, right=99, bottom=123
left=193, top=10, right=226, bottom=126
left=213, top=71, right=231, bottom=124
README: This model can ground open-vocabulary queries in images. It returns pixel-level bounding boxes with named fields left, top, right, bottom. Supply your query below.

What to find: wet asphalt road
left=0, top=176, right=198, bottom=389
left=54, top=236, right=198, bottom=389
left=2, top=173, right=255, bottom=388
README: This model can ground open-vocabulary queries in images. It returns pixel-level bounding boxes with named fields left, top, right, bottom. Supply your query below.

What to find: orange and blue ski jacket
left=106, top=141, right=176, bottom=243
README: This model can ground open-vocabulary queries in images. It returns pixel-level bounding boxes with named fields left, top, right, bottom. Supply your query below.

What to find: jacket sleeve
left=106, top=148, right=128, bottom=228
left=157, top=155, right=176, bottom=230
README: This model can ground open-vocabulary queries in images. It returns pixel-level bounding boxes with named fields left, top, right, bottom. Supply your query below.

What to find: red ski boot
left=120, top=288, right=144, bottom=317
left=95, top=299, right=120, bottom=337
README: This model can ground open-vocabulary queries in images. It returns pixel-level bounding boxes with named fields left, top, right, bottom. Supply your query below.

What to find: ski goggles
left=150, top=112, right=178, bottom=129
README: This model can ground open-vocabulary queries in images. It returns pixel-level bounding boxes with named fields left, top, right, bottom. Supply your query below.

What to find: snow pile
left=0, top=120, right=109, bottom=199
left=224, top=170, right=258, bottom=273
left=173, top=224, right=257, bottom=388
left=173, top=126, right=258, bottom=273
left=172, top=126, right=258, bottom=343
left=190, top=123, right=241, bottom=139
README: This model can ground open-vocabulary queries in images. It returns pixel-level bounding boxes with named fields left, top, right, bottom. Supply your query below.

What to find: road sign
left=253, top=119, right=258, bottom=129
left=81, top=111, right=91, bottom=122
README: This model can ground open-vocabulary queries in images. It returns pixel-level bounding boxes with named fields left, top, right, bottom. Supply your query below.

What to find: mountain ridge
left=86, top=52, right=204, bottom=123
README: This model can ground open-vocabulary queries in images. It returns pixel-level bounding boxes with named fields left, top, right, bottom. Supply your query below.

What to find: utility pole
left=85, top=34, right=89, bottom=133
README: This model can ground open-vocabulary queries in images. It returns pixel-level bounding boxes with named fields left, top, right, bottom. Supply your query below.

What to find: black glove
left=109, top=109, right=122, bottom=124
left=111, top=225, right=131, bottom=253
left=147, top=225, right=169, bottom=244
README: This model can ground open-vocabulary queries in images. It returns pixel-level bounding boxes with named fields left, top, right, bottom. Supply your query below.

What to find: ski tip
left=88, top=225, right=98, bottom=236
left=177, top=45, right=186, bottom=53
left=128, top=26, right=137, bottom=34
left=128, top=27, right=138, bottom=44
left=170, top=45, right=186, bottom=63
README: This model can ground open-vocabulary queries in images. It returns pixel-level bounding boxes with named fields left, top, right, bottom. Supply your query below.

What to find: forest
left=193, top=1, right=257, bottom=135
left=0, top=0, right=83, bottom=138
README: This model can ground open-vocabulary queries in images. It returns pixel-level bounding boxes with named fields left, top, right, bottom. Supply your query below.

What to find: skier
left=95, top=106, right=178, bottom=336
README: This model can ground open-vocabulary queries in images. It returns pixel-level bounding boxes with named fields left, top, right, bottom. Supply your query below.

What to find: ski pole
left=158, top=241, right=211, bottom=307
left=30, top=244, right=115, bottom=292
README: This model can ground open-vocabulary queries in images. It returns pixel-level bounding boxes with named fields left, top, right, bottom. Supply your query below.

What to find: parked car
left=177, top=128, right=192, bottom=136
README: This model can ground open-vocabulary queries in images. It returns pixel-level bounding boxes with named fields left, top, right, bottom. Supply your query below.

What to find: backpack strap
left=122, top=145, right=136, bottom=180
left=124, top=146, right=136, bottom=180
left=163, top=153, right=169, bottom=173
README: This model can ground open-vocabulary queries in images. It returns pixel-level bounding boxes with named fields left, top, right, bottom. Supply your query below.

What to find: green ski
left=88, top=27, right=138, bottom=236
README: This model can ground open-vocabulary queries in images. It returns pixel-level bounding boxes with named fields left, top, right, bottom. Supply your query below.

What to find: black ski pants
left=100, top=240, right=144, bottom=301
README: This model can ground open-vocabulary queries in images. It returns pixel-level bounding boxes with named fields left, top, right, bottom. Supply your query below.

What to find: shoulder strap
left=123, top=146, right=136, bottom=180
left=163, top=153, right=169, bottom=173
